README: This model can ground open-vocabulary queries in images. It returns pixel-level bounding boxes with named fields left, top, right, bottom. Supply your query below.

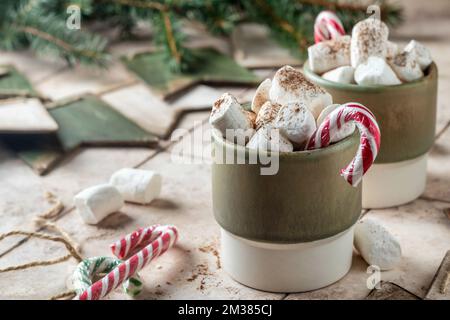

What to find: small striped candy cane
left=111, top=225, right=161, bottom=260
left=305, top=103, right=381, bottom=187
left=77, top=225, right=178, bottom=300
left=314, top=11, right=346, bottom=43
left=72, top=257, right=143, bottom=298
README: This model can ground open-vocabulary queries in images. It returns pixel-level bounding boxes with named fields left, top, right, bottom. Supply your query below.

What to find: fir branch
left=16, top=8, right=109, bottom=66
left=161, top=10, right=181, bottom=65
left=253, top=0, right=308, bottom=51
left=105, top=0, right=191, bottom=72
left=17, top=26, right=76, bottom=53
left=105, top=0, right=167, bottom=11
left=17, top=25, right=108, bottom=65
left=0, top=0, right=404, bottom=70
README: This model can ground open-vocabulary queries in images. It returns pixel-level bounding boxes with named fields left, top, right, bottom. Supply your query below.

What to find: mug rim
left=211, top=128, right=359, bottom=160
left=303, top=61, right=437, bottom=93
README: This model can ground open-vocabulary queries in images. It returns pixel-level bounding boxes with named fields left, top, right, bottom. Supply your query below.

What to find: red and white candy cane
left=111, top=225, right=174, bottom=260
left=314, top=11, right=345, bottom=43
left=305, top=103, right=381, bottom=187
left=77, top=225, right=178, bottom=300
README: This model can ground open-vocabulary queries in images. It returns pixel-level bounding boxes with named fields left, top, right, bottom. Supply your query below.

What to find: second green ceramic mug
left=304, top=62, right=438, bottom=208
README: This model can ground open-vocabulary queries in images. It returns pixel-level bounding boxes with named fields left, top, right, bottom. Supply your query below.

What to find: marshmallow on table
left=110, top=168, right=162, bottom=204
left=404, top=40, right=433, bottom=71
left=251, top=78, right=271, bottom=114
left=355, top=56, right=401, bottom=86
left=322, top=66, right=355, bottom=84
left=255, top=101, right=281, bottom=130
left=246, top=127, right=293, bottom=153
left=269, top=65, right=333, bottom=119
left=351, top=18, right=389, bottom=67
left=308, top=35, right=351, bottom=74
left=74, top=184, right=124, bottom=225
left=354, top=218, right=402, bottom=270
left=388, top=51, right=423, bottom=82
left=209, top=93, right=255, bottom=145
left=316, top=104, right=355, bottom=142
left=274, top=102, right=316, bottom=146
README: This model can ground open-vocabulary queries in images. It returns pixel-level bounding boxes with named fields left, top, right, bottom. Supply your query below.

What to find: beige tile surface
left=0, top=236, right=77, bottom=300
left=170, top=85, right=222, bottom=111
left=360, top=201, right=450, bottom=298
left=36, top=62, right=135, bottom=101
left=424, top=126, right=450, bottom=201
left=287, top=200, right=450, bottom=300
left=101, top=84, right=179, bottom=138
left=0, top=98, right=58, bottom=133
left=0, top=50, right=65, bottom=84
left=0, top=145, right=48, bottom=235
left=38, top=147, right=156, bottom=204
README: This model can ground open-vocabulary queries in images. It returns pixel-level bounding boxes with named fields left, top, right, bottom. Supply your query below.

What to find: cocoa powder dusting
left=355, top=19, right=387, bottom=57
left=255, top=102, right=281, bottom=130
left=393, top=52, right=408, bottom=67
left=199, top=243, right=221, bottom=269
left=278, top=66, right=309, bottom=92
left=323, top=36, right=350, bottom=58
left=245, top=110, right=257, bottom=129
left=183, top=242, right=226, bottom=293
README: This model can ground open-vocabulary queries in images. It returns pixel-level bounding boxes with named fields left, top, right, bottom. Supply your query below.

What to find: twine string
left=0, top=193, right=81, bottom=299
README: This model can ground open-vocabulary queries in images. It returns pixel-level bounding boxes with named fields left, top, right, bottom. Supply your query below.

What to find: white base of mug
left=220, top=227, right=354, bottom=293
left=362, top=153, right=427, bottom=209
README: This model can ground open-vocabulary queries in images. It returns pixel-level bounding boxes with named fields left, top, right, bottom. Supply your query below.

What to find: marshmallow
left=322, top=66, right=355, bottom=84
left=246, top=127, right=293, bottom=153
left=404, top=40, right=433, bottom=71
left=354, top=56, right=401, bottom=86
left=74, top=184, right=124, bottom=225
left=274, top=102, right=316, bottom=145
left=269, top=65, right=333, bottom=119
left=245, top=110, right=257, bottom=129
left=110, top=168, right=162, bottom=204
left=354, top=218, right=402, bottom=271
left=386, top=41, right=400, bottom=60
left=351, top=18, right=389, bottom=67
left=388, top=51, right=423, bottom=82
left=255, top=101, right=281, bottom=130
left=209, top=93, right=254, bottom=145
left=316, top=104, right=355, bottom=142
left=251, top=78, right=271, bottom=114
left=308, top=35, right=351, bottom=74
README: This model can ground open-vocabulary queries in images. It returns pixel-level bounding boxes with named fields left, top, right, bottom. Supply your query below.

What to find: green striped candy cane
left=72, top=256, right=143, bottom=298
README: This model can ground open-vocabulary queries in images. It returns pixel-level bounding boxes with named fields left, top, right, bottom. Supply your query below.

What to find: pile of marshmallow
left=74, top=168, right=162, bottom=225
left=308, top=17, right=433, bottom=86
left=210, top=65, right=353, bottom=152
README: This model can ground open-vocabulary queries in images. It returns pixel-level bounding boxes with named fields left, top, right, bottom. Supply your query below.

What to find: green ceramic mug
left=304, top=62, right=438, bottom=208
left=211, top=129, right=361, bottom=292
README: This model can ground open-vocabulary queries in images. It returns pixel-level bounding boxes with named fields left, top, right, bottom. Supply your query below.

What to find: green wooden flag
left=123, top=48, right=260, bottom=99
left=0, top=65, right=37, bottom=98
left=3, top=95, right=158, bottom=175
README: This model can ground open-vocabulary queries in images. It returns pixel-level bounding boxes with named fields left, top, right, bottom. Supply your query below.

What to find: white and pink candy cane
left=306, top=103, right=381, bottom=187
left=314, top=10, right=346, bottom=43
left=77, top=225, right=178, bottom=300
